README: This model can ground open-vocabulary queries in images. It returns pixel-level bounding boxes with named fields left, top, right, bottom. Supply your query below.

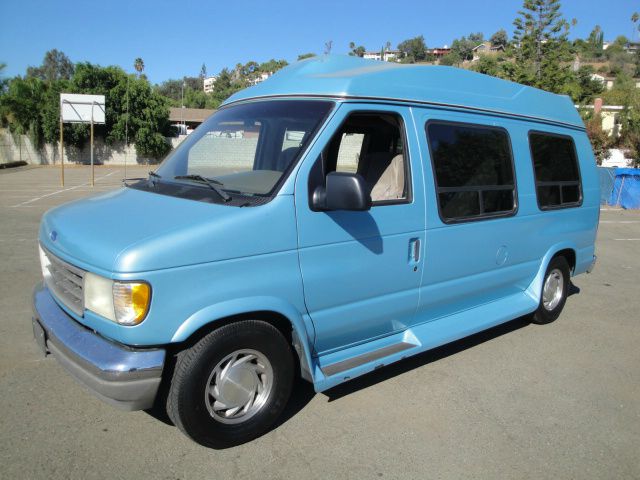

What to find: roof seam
left=222, top=94, right=586, bottom=131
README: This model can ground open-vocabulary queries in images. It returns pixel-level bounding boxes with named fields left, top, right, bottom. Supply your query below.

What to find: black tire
left=531, top=256, right=571, bottom=325
left=167, top=320, right=294, bottom=448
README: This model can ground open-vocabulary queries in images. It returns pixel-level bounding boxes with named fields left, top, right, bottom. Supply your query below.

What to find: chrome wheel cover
left=542, top=268, right=564, bottom=311
left=205, top=349, right=273, bottom=424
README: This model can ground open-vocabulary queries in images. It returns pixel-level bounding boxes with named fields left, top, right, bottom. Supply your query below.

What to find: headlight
left=39, top=245, right=51, bottom=281
left=84, top=273, right=151, bottom=326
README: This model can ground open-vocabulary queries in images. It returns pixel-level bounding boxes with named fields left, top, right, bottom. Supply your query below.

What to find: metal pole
left=90, top=119, right=94, bottom=186
left=90, top=102, right=95, bottom=187
left=124, top=74, right=129, bottom=180
left=59, top=118, right=64, bottom=187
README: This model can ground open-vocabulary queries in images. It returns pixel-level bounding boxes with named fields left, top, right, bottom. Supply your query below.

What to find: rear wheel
left=167, top=320, right=294, bottom=448
left=531, top=256, right=570, bottom=325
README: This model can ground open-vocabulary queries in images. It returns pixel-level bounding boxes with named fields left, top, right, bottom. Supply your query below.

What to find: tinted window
left=426, top=122, right=516, bottom=222
left=529, top=133, right=582, bottom=208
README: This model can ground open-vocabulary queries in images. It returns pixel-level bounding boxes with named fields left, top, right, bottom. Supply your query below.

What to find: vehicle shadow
left=146, top=287, right=581, bottom=439
left=568, top=282, right=580, bottom=296
left=322, top=314, right=533, bottom=402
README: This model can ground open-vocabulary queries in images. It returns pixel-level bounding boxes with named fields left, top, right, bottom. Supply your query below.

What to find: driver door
left=294, top=104, right=425, bottom=355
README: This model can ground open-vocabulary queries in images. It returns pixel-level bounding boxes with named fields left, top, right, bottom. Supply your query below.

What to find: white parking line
left=600, top=221, right=640, bottom=224
left=614, top=238, right=640, bottom=241
left=10, top=171, right=119, bottom=207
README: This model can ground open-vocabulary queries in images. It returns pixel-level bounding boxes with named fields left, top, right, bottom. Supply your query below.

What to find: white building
left=363, top=50, right=400, bottom=62
left=249, top=72, right=271, bottom=86
left=203, top=76, right=217, bottom=93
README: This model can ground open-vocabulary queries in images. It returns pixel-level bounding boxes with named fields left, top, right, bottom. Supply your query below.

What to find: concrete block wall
left=0, top=129, right=183, bottom=166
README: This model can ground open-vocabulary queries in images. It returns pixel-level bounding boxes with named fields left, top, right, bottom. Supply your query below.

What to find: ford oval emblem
left=50, top=230, right=57, bottom=242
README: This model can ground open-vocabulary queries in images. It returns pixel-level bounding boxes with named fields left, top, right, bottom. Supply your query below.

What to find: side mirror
left=312, top=172, right=372, bottom=211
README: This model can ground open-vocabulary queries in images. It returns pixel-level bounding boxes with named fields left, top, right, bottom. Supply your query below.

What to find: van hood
left=39, top=187, right=296, bottom=274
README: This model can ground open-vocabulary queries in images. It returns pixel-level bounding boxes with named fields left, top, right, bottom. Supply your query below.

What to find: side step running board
left=321, top=342, right=415, bottom=377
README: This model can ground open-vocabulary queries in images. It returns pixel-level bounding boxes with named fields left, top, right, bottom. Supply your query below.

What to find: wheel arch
left=170, top=297, right=316, bottom=382
left=525, top=243, right=577, bottom=304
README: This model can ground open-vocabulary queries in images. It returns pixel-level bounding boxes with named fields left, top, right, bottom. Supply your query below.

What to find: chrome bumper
left=32, top=283, right=165, bottom=411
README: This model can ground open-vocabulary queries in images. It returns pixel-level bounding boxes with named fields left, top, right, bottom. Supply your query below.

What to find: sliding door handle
left=409, top=238, right=421, bottom=263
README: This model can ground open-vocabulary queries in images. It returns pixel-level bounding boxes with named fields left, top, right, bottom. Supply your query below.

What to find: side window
left=426, top=122, right=516, bottom=223
left=315, top=112, right=409, bottom=204
left=529, top=132, right=582, bottom=209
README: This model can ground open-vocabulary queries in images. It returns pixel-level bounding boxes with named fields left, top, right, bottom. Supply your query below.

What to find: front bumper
left=31, top=283, right=165, bottom=411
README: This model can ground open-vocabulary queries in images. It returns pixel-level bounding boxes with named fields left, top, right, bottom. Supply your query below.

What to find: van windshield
left=153, top=100, right=333, bottom=200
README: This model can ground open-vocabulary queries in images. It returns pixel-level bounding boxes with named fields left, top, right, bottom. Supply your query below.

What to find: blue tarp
left=598, top=167, right=616, bottom=205
left=609, top=168, right=640, bottom=209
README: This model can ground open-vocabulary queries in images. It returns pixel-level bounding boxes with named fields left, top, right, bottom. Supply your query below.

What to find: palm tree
left=633, top=12, right=640, bottom=41
left=134, top=57, right=144, bottom=77
left=0, top=63, right=7, bottom=92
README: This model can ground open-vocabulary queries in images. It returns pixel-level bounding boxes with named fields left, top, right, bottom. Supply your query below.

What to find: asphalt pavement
left=0, top=166, right=638, bottom=479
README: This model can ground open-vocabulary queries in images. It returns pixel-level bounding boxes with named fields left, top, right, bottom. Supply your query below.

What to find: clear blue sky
left=0, top=0, right=636, bottom=84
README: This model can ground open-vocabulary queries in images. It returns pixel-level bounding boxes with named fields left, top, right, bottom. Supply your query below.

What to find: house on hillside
left=203, top=76, right=217, bottom=93
left=427, top=46, right=451, bottom=59
left=590, top=74, right=640, bottom=91
left=363, top=49, right=401, bottom=62
left=249, top=72, right=271, bottom=86
left=624, top=42, right=640, bottom=54
left=472, top=42, right=505, bottom=61
left=169, top=107, right=215, bottom=136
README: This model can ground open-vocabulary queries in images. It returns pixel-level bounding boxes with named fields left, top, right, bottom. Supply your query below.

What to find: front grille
left=41, top=248, right=85, bottom=316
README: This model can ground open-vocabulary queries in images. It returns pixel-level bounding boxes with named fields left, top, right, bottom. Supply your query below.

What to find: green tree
left=297, top=53, right=316, bottom=61
left=258, top=58, right=288, bottom=74
left=602, top=73, right=635, bottom=106
left=134, top=57, right=144, bottom=77
left=582, top=109, right=610, bottom=165
left=601, top=73, right=640, bottom=166
left=450, top=33, right=484, bottom=62
left=512, top=0, right=574, bottom=92
left=0, top=63, right=8, bottom=93
left=490, top=29, right=509, bottom=49
left=210, top=68, right=236, bottom=106
left=348, top=42, right=366, bottom=57
left=0, top=76, right=44, bottom=138
left=2, top=62, right=171, bottom=159
left=470, top=54, right=500, bottom=75
left=156, top=79, right=184, bottom=104
left=439, top=52, right=463, bottom=66
left=397, top=36, right=427, bottom=63
left=26, top=49, right=74, bottom=83
left=588, top=25, right=604, bottom=51
left=183, top=76, right=203, bottom=91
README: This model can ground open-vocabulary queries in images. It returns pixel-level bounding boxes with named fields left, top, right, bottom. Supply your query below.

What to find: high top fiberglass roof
left=224, top=55, right=583, bottom=129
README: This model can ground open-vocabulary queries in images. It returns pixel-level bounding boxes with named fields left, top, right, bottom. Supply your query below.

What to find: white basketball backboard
left=60, top=93, right=106, bottom=124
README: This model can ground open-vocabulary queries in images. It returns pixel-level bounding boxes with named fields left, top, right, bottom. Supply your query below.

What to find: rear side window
left=426, top=122, right=516, bottom=223
left=529, top=132, right=582, bottom=209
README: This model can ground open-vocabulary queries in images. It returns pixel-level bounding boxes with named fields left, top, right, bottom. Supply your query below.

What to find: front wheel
left=531, top=256, right=570, bottom=325
left=167, top=320, right=294, bottom=448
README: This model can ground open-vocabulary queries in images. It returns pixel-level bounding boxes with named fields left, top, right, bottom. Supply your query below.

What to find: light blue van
left=32, top=56, right=599, bottom=448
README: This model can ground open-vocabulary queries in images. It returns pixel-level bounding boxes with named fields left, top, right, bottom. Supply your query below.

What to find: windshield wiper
left=174, top=174, right=231, bottom=202
left=123, top=171, right=162, bottom=185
